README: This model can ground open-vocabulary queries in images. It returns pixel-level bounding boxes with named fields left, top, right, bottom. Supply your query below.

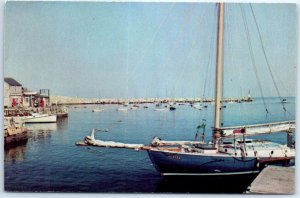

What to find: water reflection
left=25, top=118, right=68, bottom=140
left=4, top=140, right=28, bottom=164
left=25, top=123, right=58, bottom=131
left=57, top=117, right=68, bottom=130
left=24, top=117, right=68, bottom=132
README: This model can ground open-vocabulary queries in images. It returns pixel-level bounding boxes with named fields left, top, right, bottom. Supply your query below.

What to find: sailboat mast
left=213, top=3, right=224, bottom=140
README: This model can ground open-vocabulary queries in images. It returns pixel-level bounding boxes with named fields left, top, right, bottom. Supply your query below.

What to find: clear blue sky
left=4, top=2, right=297, bottom=99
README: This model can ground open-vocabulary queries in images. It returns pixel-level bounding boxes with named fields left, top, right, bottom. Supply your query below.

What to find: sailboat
left=77, top=3, right=295, bottom=177
left=146, top=3, right=295, bottom=176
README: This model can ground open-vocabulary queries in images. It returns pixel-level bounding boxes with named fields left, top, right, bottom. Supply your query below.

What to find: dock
left=247, top=166, right=295, bottom=194
left=4, top=117, right=28, bottom=147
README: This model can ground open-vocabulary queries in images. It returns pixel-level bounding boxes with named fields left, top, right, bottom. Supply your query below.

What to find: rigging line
left=173, top=5, right=209, bottom=96
left=249, top=4, right=286, bottom=112
left=227, top=5, right=242, bottom=123
left=240, top=4, right=269, bottom=114
left=230, top=5, right=250, bottom=125
left=203, top=5, right=218, bottom=102
left=127, top=3, right=176, bottom=80
left=199, top=4, right=218, bottom=123
left=144, top=5, right=196, bottom=97
left=203, top=5, right=218, bottom=99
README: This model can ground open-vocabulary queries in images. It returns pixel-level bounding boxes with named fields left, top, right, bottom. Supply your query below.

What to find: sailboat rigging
left=77, top=3, right=295, bottom=176
left=146, top=3, right=295, bottom=176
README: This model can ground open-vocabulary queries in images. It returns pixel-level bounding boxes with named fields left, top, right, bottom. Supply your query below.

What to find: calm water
left=4, top=97, right=295, bottom=193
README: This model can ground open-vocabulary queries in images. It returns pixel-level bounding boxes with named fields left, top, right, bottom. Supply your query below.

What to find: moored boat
left=22, top=113, right=57, bottom=123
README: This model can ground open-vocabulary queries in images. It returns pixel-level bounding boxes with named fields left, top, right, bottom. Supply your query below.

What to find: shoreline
left=50, top=96, right=253, bottom=105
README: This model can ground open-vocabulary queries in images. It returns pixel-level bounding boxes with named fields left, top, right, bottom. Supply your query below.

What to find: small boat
left=92, top=109, right=103, bottom=112
left=281, top=98, right=287, bottom=103
left=130, top=106, right=139, bottom=110
left=169, top=106, right=176, bottom=110
left=154, top=108, right=167, bottom=111
left=117, top=108, right=128, bottom=112
left=22, top=113, right=57, bottom=123
left=192, top=103, right=202, bottom=110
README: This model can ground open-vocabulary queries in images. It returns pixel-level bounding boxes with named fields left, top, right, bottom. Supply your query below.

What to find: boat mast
left=213, top=3, right=224, bottom=142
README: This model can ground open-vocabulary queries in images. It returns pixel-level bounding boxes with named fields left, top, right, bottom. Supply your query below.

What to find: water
left=4, top=97, right=295, bottom=193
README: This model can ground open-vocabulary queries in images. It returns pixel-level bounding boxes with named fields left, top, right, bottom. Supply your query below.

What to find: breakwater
left=51, top=95, right=253, bottom=105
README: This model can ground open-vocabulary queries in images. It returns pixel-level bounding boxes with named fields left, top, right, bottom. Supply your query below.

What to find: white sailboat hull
left=23, top=114, right=57, bottom=123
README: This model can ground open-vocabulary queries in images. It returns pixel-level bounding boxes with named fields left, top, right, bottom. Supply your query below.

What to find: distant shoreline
left=50, top=95, right=254, bottom=105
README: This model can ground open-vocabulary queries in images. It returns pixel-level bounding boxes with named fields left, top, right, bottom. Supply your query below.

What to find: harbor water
left=4, top=97, right=295, bottom=193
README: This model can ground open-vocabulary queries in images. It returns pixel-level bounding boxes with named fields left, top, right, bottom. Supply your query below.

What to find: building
left=4, top=78, right=23, bottom=108
left=4, top=77, right=51, bottom=108
left=22, top=91, right=39, bottom=107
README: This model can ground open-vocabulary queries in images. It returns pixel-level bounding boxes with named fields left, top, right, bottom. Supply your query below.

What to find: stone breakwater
left=51, top=96, right=253, bottom=105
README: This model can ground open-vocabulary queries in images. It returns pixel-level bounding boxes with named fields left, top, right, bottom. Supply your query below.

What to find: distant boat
left=117, top=108, right=128, bottom=112
left=192, top=103, right=202, bottom=110
left=22, top=113, right=57, bottom=123
left=169, top=106, right=176, bottom=110
left=281, top=98, right=287, bottom=103
left=154, top=108, right=167, bottom=111
left=130, top=106, right=139, bottom=110
left=92, top=109, right=103, bottom=112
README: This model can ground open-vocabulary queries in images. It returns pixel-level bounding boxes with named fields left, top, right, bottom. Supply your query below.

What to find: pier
left=4, top=117, right=28, bottom=147
left=247, top=166, right=295, bottom=194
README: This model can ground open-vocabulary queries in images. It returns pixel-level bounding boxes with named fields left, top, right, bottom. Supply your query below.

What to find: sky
left=3, top=1, right=297, bottom=99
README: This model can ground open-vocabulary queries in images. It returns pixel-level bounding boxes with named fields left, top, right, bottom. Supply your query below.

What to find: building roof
left=4, top=77, right=22, bottom=86
left=23, top=91, right=38, bottom=95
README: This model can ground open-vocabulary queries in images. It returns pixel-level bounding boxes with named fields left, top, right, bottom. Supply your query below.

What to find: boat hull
left=147, top=149, right=260, bottom=176
left=23, top=114, right=57, bottom=123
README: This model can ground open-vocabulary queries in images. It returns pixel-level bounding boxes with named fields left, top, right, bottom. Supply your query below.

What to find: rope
left=249, top=4, right=287, bottom=112
left=240, top=4, right=269, bottom=115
